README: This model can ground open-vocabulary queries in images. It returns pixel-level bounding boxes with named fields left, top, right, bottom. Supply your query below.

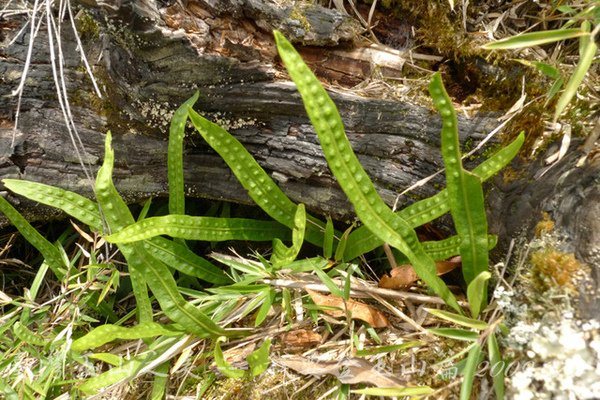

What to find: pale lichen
left=499, top=232, right=600, bottom=399
left=136, top=99, right=175, bottom=129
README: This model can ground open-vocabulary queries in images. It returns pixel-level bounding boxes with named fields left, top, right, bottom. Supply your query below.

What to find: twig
left=263, top=277, right=467, bottom=306
left=11, top=0, right=43, bottom=146
left=369, top=292, right=430, bottom=334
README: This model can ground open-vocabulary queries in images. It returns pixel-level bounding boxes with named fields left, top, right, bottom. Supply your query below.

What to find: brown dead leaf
left=436, top=257, right=462, bottom=275
left=306, top=289, right=389, bottom=328
left=378, top=265, right=419, bottom=288
left=280, top=329, right=322, bottom=352
left=273, top=355, right=407, bottom=387
left=378, top=256, right=461, bottom=289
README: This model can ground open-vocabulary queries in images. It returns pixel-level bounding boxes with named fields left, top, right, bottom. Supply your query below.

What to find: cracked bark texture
left=0, top=0, right=598, bottom=316
left=0, top=0, right=496, bottom=225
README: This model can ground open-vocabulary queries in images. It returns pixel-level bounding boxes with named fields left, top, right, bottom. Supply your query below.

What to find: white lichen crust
left=499, top=234, right=600, bottom=400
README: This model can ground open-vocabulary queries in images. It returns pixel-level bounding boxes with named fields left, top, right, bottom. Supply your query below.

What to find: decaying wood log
left=1, top=0, right=598, bottom=313
left=0, top=0, right=496, bottom=228
left=488, top=133, right=600, bottom=319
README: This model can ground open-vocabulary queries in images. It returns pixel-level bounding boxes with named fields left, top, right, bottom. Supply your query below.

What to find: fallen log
left=0, top=0, right=496, bottom=228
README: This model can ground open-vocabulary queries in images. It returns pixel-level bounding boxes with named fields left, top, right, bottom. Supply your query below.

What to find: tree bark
left=488, top=133, right=600, bottom=319
left=0, top=0, right=496, bottom=226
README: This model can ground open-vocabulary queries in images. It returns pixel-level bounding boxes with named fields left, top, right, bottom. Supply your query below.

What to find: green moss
left=463, top=136, right=475, bottom=153
left=75, top=11, right=100, bottom=41
left=529, top=247, right=584, bottom=293
left=289, top=4, right=313, bottom=34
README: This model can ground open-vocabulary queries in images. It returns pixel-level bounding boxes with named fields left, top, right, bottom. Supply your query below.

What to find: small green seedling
left=214, top=337, right=272, bottom=379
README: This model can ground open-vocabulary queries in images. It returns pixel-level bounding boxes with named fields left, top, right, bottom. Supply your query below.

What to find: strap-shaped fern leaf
left=168, top=92, right=199, bottom=215
left=343, top=132, right=524, bottom=260
left=0, top=195, right=66, bottom=278
left=3, top=179, right=103, bottom=231
left=271, top=203, right=306, bottom=268
left=71, top=322, right=183, bottom=352
left=274, top=31, right=461, bottom=313
left=104, top=214, right=291, bottom=243
left=429, top=73, right=489, bottom=285
left=187, top=107, right=328, bottom=247
left=95, top=132, right=153, bottom=324
left=96, top=132, right=228, bottom=337
left=2, top=180, right=230, bottom=284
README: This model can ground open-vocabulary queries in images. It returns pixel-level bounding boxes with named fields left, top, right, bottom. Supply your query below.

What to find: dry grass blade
left=264, top=276, right=464, bottom=306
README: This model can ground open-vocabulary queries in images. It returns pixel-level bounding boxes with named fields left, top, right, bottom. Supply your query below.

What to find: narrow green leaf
left=254, top=289, right=275, bottom=327
left=354, top=341, right=421, bottom=357
left=467, top=271, right=491, bottom=318
left=214, top=338, right=245, bottom=379
left=430, top=72, right=489, bottom=284
left=521, top=60, right=561, bottom=79
left=271, top=204, right=306, bottom=268
left=488, top=332, right=506, bottom=399
left=343, top=132, right=524, bottom=261
left=343, top=263, right=354, bottom=301
left=428, top=328, right=479, bottom=341
left=553, top=28, right=597, bottom=122
left=129, top=265, right=152, bottom=324
left=557, top=5, right=576, bottom=14
left=13, top=321, right=47, bottom=347
left=285, top=256, right=330, bottom=273
left=88, top=353, right=124, bottom=366
left=0, top=195, right=65, bottom=279
left=150, top=362, right=169, bottom=400
left=79, top=358, right=144, bottom=394
left=146, top=237, right=231, bottom=284
left=169, top=92, right=199, bottom=215
left=282, top=287, right=293, bottom=323
left=187, top=107, right=327, bottom=246
left=482, top=28, right=585, bottom=49
left=137, top=197, right=152, bottom=221
left=426, top=309, right=488, bottom=330
left=546, top=77, right=564, bottom=104
left=314, top=267, right=344, bottom=298
left=210, top=253, right=269, bottom=278
left=2, top=179, right=102, bottom=230
left=423, top=234, right=496, bottom=262
left=95, top=131, right=153, bottom=324
left=105, top=214, right=290, bottom=243
left=247, top=338, right=272, bottom=377
left=351, top=387, right=434, bottom=396
left=335, top=224, right=353, bottom=262
left=71, top=323, right=182, bottom=352
left=275, top=31, right=461, bottom=312
left=97, top=269, right=120, bottom=305
left=323, top=216, right=334, bottom=259
left=460, top=343, right=482, bottom=400
left=209, top=284, right=270, bottom=295
left=21, top=261, right=50, bottom=323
